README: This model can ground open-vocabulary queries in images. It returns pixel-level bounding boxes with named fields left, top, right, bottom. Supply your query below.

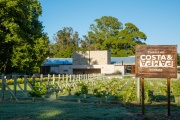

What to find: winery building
left=41, top=51, right=135, bottom=75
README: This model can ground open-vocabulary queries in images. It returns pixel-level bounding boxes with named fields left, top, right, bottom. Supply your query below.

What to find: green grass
left=1, top=78, right=180, bottom=119
left=0, top=100, right=180, bottom=120
left=0, top=100, right=126, bottom=120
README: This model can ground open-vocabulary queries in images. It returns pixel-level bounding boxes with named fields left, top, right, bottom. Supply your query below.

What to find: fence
left=0, top=73, right=106, bottom=101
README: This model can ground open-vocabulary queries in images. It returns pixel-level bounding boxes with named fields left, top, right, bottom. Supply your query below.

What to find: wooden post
left=79, top=74, right=80, bottom=81
left=137, top=78, right=141, bottom=105
left=40, top=74, right=43, bottom=84
left=167, top=78, right=171, bottom=116
left=84, top=74, right=85, bottom=80
left=48, top=74, right=50, bottom=83
left=53, top=74, right=55, bottom=84
left=62, top=74, right=64, bottom=82
left=69, top=75, right=72, bottom=82
left=58, top=74, right=60, bottom=85
left=13, top=74, right=17, bottom=96
left=66, top=74, right=68, bottom=83
left=24, top=75, right=27, bottom=93
left=32, top=75, right=36, bottom=84
left=142, top=78, right=145, bottom=115
left=1, top=74, right=5, bottom=101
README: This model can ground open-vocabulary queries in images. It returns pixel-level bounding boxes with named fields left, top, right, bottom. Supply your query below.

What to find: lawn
left=0, top=100, right=180, bottom=120
left=0, top=77, right=180, bottom=120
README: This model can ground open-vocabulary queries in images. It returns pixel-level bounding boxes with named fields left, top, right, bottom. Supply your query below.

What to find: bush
left=29, top=82, right=47, bottom=97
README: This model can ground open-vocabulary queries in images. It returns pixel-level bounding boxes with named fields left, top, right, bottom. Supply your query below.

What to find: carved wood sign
left=135, top=45, right=177, bottom=78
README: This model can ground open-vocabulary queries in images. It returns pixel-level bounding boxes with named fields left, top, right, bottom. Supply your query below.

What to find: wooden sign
left=135, top=45, right=177, bottom=78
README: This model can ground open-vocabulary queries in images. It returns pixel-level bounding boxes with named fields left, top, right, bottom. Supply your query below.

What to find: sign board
left=135, top=45, right=177, bottom=78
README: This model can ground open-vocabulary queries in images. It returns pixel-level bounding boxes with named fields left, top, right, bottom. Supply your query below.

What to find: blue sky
left=39, top=0, right=180, bottom=53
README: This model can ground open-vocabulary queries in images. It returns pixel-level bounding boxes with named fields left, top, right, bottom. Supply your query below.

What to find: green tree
left=80, top=16, right=147, bottom=56
left=81, top=16, right=122, bottom=51
left=111, top=23, right=147, bottom=56
left=177, top=53, right=180, bottom=66
left=50, top=27, right=79, bottom=58
left=0, top=0, right=49, bottom=74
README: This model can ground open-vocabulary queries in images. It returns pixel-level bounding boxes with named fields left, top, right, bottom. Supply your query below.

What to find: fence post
left=62, top=74, right=64, bottom=83
left=1, top=74, right=5, bottom=101
left=58, top=74, right=60, bottom=85
left=66, top=74, right=68, bottom=83
left=86, top=74, right=88, bottom=80
left=40, top=74, right=43, bottom=84
left=48, top=74, right=50, bottom=84
left=69, top=75, right=72, bottom=82
left=13, top=74, right=17, bottom=96
left=79, top=74, right=80, bottom=81
left=24, top=75, right=27, bottom=93
left=137, top=78, right=141, bottom=105
left=83, top=74, right=85, bottom=80
left=32, top=74, right=36, bottom=84
left=53, top=74, right=55, bottom=84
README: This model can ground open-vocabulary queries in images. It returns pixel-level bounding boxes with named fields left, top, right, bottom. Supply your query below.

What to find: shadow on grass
left=1, top=91, right=180, bottom=120
left=0, top=100, right=180, bottom=120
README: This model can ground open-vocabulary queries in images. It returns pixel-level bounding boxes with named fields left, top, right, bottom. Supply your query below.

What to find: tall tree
left=0, top=0, right=49, bottom=74
left=81, top=16, right=146, bottom=56
left=81, top=16, right=122, bottom=50
left=50, top=27, right=79, bottom=58
left=177, top=53, right=180, bottom=66
left=111, top=23, right=147, bottom=56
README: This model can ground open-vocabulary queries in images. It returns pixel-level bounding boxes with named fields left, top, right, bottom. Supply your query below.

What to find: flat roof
left=42, top=57, right=135, bottom=66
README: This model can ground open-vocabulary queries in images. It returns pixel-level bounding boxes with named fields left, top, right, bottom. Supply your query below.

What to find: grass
left=1, top=78, right=180, bottom=119
left=0, top=100, right=180, bottom=120
left=0, top=100, right=126, bottom=120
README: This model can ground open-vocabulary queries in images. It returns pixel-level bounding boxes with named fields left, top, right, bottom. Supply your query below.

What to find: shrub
left=29, top=82, right=47, bottom=98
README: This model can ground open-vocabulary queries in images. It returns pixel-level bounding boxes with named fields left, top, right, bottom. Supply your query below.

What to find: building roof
left=42, top=57, right=135, bottom=66
left=42, top=58, right=72, bottom=66
left=111, top=56, right=135, bottom=64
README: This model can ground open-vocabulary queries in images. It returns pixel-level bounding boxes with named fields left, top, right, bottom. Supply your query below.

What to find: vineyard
left=0, top=74, right=180, bottom=119
left=1, top=74, right=180, bottom=105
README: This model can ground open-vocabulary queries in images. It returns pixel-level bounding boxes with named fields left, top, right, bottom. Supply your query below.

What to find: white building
left=41, top=50, right=135, bottom=75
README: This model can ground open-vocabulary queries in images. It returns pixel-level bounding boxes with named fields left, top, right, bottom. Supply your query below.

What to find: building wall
left=73, top=50, right=111, bottom=65
left=59, top=65, right=72, bottom=74
left=114, top=65, right=125, bottom=75
left=59, top=64, right=125, bottom=75
left=73, top=68, right=101, bottom=74
left=50, top=66, right=60, bottom=74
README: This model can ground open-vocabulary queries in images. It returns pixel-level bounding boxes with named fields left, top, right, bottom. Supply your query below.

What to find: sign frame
left=135, top=45, right=177, bottom=78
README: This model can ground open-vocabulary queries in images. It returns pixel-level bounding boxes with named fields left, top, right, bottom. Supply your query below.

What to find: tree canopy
left=81, top=16, right=147, bottom=57
left=51, top=16, right=147, bottom=58
left=50, top=27, right=79, bottom=58
left=0, top=0, right=49, bottom=74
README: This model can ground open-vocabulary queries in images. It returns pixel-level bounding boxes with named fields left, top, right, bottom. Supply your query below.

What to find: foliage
left=75, top=81, right=89, bottom=99
left=50, top=27, right=79, bottom=58
left=80, top=16, right=147, bottom=57
left=93, top=82, right=110, bottom=104
left=50, top=16, right=147, bottom=58
left=0, top=0, right=49, bottom=74
left=0, top=77, right=42, bottom=85
left=74, top=90, right=81, bottom=96
left=177, top=53, right=180, bottom=66
left=46, top=83, right=60, bottom=94
left=112, top=23, right=147, bottom=56
left=74, top=90, right=81, bottom=103
left=171, top=80, right=180, bottom=95
left=66, top=86, right=72, bottom=96
left=78, top=82, right=88, bottom=95
left=29, top=82, right=47, bottom=98
left=81, top=16, right=122, bottom=51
